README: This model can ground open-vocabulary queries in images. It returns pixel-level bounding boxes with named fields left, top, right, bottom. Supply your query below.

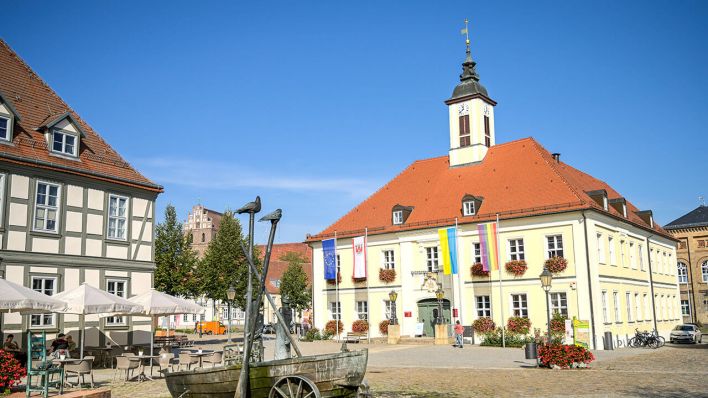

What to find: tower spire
left=459, top=18, right=479, bottom=82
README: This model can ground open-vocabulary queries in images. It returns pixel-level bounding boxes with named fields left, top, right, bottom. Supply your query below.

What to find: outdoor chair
left=178, top=352, right=200, bottom=370
left=114, top=356, right=141, bottom=382
left=64, top=356, right=95, bottom=389
left=202, top=351, right=223, bottom=368
left=157, top=352, right=177, bottom=374
left=26, top=332, right=64, bottom=398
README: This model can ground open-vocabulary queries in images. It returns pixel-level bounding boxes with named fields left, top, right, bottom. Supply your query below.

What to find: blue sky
left=4, top=1, right=707, bottom=243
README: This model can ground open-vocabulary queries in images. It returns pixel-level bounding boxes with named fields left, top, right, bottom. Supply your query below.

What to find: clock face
left=457, top=103, right=469, bottom=115
left=483, top=105, right=490, bottom=116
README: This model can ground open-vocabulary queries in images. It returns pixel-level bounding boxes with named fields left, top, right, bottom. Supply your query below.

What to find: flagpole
left=334, top=231, right=340, bottom=342
left=365, top=227, right=370, bottom=343
left=496, top=213, right=505, bottom=348
left=455, top=218, right=464, bottom=327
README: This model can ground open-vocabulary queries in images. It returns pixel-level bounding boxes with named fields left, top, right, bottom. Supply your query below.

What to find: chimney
left=551, top=153, right=561, bottom=163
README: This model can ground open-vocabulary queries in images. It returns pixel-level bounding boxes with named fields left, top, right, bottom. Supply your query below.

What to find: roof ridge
left=528, top=138, right=587, bottom=205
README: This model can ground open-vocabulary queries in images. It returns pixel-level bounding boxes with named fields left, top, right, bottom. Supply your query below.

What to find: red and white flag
left=352, top=236, right=367, bottom=279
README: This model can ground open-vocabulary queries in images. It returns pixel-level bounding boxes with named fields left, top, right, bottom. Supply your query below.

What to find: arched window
left=201, top=232, right=205, bottom=243
left=677, top=262, right=688, bottom=284
left=702, top=261, right=708, bottom=283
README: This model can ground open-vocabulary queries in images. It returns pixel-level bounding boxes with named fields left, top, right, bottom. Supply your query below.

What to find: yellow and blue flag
left=438, top=227, right=458, bottom=275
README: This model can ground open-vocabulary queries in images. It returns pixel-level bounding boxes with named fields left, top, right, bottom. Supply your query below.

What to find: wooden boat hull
left=165, top=349, right=368, bottom=398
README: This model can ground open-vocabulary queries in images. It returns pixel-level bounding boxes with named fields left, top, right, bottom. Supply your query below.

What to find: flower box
left=505, top=260, right=527, bottom=276
left=325, top=320, right=343, bottom=335
left=471, top=263, right=490, bottom=277
left=379, top=320, right=390, bottom=335
left=507, top=316, right=531, bottom=335
left=379, top=268, right=396, bottom=283
left=545, top=256, right=568, bottom=274
left=472, top=317, right=496, bottom=334
left=537, top=343, right=595, bottom=369
left=352, top=319, right=369, bottom=333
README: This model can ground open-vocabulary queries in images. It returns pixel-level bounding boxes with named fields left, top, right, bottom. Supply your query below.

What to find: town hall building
left=307, top=38, right=679, bottom=349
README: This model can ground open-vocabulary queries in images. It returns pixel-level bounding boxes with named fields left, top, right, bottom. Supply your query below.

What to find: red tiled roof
left=308, top=137, right=672, bottom=241
left=257, top=243, right=313, bottom=294
left=0, top=39, right=161, bottom=192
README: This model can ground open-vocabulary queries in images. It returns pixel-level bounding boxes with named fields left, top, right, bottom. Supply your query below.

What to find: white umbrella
left=128, top=289, right=206, bottom=355
left=0, top=277, right=67, bottom=313
left=54, top=283, right=144, bottom=358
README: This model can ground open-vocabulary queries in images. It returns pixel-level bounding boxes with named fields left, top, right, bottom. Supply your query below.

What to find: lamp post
left=539, top=267, right=553, bottom=342
left=227, top=286, right=236, bottom=343
left=435, top=288, right=445, bottom=325
left=388, top=290, right=398, bottom=326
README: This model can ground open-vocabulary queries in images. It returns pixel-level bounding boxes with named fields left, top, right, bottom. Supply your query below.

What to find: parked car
left=669, top=324, right=702, bottom=344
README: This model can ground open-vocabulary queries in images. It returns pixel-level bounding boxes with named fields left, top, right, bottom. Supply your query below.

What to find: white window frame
left=51, top=129, right=78, bottom=157
left=626, top=292, right=633, bottom=322
left=356, top=301, right=368, bottom=320
left=613, top=291, right=621, bottom=323
left=382, top=250, right=395, bottom=270
left=601, top=290, right=609, bottom=323
left=383, top=300, right=395, bottom=320
left=475, top=295, right=491, bottom=317
left=0, top=174, right=5, bottom=225
left=473, top=242, right=482, bottom=264
left=703, top=261, right=708, bottom=283
left=426, top=246, right=439, bottom=272
left=462, top=200, right=475, bottom=216
left=392, top=210, right=403, bottom=225
left=546, top=235, right=564, bottom=258
left=510, top=293, right=528, bottom=318
left=0, top=115, right=10, bottom=141
left=629, top=242, right=636, bottom=269
left=33, top=180, right=61, bottom=233
left=620, top=240, right=626, bottom=267
left=508, top=238, right=525, bottom=261
left=608, top=236, right=616, bottom=265
left=635, top=292, right=642, bottom=321
left=107, top=194, right=129, bottom=240
left=597, top=233, right=606, bottom=264
left=550, top=292, right=568, bottom=317
left=677, top=262, right=688, bottom=284
left=330, top=301, right=341, bottom=321
left=30, top=276, right=57, bottom=328
left=106, top=279, right=127, bottom=325
left=644, top=293, right=650, bottom=321
left=638, top=244, right=645, bottom=271
left=681, top=299, right=689, bottom=316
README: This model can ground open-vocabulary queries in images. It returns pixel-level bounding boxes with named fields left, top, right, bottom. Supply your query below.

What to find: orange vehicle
left=195, top=321, right=226, bottom=335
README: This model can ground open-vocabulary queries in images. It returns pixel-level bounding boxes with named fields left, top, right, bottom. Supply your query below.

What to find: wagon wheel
left=269, top=376, right=321, bottom=398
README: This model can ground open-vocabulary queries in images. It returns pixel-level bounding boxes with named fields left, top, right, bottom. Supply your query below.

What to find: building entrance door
left=417, top=299, right=451, bottom=337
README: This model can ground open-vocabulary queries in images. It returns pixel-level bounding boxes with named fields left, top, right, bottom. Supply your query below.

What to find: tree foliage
left=154, top=205, right=200, bottom=297
left=278, top=251, right=311, bottom=313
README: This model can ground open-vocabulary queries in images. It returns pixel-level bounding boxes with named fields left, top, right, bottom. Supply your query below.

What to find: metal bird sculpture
left=237, top=196, right=261, bottom=214
left=259, top=209, right=282, bottom=223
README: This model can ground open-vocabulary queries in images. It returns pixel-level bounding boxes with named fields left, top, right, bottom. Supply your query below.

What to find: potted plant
left=505, top=260, right=527, bottom=276
left=0, top=349, right=26, bottom=395
left=545, top=256, right=568, bottom=274
left=507, top=316, right=531, bottom=335
left=379, top=268, right=396, bottom=283
left=324, top=320, right=343, bottom=335
left=352, top=319, right=369, bottom=333
left=472, top=316, right=495, bottom=334
left=471, top=263, right=490, bottom=277
left=379, top=320, right=390, bottom=335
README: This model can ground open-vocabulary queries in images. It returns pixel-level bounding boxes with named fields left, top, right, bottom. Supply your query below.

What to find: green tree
left=196, top=211, right=257, bottom=308
left=154, top=205, right=200, bottom=297
left=278, top=251, right=311, bottom=313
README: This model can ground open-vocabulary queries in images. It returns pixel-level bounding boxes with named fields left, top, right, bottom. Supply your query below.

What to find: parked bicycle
left=628, top=329, right=665, bottom=349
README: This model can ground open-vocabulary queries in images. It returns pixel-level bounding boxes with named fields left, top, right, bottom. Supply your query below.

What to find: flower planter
left=472, top=316, right=496, bottom=334
left=379, top=268, right=396, bottom=283
left=352, top=320, right=369, bottom=333
left=507, top=316, right=531, bottom=335
left=545, top=256, right=568, bottom=274
left=505, top=260, right=527, bottom=276
left=471, top=263, right=490, bottom=277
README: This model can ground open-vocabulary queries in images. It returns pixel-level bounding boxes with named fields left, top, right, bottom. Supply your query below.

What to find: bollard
left=603, top=331, right=614, bottom=350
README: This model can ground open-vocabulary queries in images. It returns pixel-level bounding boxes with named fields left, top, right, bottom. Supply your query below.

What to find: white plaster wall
left=130, top=220, right=153, bottom=242
left=8, top=203, right=27, bottom=226
left=105, top=270, right=128, bottom=277
left=84, top=269, right=101, bottom=322
left=32, top=237, right=60, bottom=254
left=63, top=268, right=81, bottom=322
left=133, top=198, right=148, bottom=217
left=7, top=231, right=26, bottom=251
left=87, top=189, right=104, bottom=211
left=105, top=244, right=128, bottom=259
left=29, top=266, right=57, bottom=274
left=66, top=185, right=83, bottom=207
left=134, top=244, right=152, bottom=262
left=85, top=238, right=102, bottom=257
left=54, top=118, right=79, bottom=133
left=65, top=211, right=82, bottom=232
left=10, top=175, right=29, bottom=199
left=0, top=103, right=9, bottom=114
left=86, top=213, right=103, bottom=235
left=64, top=236, right=82, bottom=255
left=4, top=265, right=24, bottom=324
left=132, top=272, right=152, bottom=295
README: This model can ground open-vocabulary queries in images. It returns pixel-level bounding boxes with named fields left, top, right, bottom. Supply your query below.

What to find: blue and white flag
left=323, top=238, right=337, bottom=280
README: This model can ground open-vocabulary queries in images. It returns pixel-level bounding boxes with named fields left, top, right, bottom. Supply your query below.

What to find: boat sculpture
left=163, top=198, right=368, bottom=398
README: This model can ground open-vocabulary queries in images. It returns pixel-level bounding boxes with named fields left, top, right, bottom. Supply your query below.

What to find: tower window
left=459, top=115, right=471, bottom=147
left=201, top=232, right=205, bottom=242
left=484, top=116, right=490, bottom=147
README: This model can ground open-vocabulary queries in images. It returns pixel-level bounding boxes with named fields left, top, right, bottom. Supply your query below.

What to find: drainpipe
left=645, top=235, right=658, bottom=332
left=581, top=212, right=597, bottom=350
left=684, top=237, right=697, bottom=324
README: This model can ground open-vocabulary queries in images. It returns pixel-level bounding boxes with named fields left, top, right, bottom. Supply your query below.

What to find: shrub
left=538, top=343, right=595, bottom=369
left=471, top=263, right=490, bottom=277
left=352, top=319, right=369, bottom=333
left=324, top=320, right=343, bottom=335
left=379, top=268, right=396, bottom=283
left=480, top=328, right=531, bottom=347
left=0, top=349, right=26, bottom=391
left=379, top=320, right=390, bottom=335
left=472, top=317, right=495, bottom=334
left=326, top=273, right=342, bottom=285
left=507, top=317, right=531, bottom=335
left=303, top=327, right=321, bottom=342
left=545, top=257, right=568, bottom=274
left=321, top=330, right=334, bottom=340
left=505, top=260, right=527, bottom=276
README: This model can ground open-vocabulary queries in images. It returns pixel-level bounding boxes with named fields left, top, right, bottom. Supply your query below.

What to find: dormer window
left=609, top=198, right=628, bottom=218
left=463, top=200, right=476, bottom=216
left=0, top=90, right=21, bottom=142
left=52, top=129, right=78, bottom=157
left=0, top=116, right=9, bottom=141
left=586, top=189, right=608, bottom=211
left=393, top=210, right=403, bottom=225
left=603, top=197, right=608, bottom=211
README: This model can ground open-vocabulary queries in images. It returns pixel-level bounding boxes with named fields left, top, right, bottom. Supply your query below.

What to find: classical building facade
left=0, top=40, right=162, bottom=346
left=184, top=204, right=222, bottom=258
left=307, top=41, right=679, bottom=349
left=665, top=205, right=708, bottom=325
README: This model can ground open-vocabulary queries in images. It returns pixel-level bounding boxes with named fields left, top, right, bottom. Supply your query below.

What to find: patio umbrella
left=54, top=283, right=144, bottom=358
left=128, top=289, right=206, bottom=355
left=0, top=277, right=67, bottom=313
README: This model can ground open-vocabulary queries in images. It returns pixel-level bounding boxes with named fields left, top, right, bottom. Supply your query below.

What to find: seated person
left=3, top=334, right=27, bottom=364
left=66, top=335, right=77, bottom=351
left=48, top=333, right=70, bottom=358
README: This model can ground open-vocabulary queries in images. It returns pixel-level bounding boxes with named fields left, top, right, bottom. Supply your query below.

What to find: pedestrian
left=454, top=320, right=464, bottom=348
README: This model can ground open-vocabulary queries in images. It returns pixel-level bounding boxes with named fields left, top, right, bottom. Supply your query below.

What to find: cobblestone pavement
left=24, top=335, right=707, bottom=397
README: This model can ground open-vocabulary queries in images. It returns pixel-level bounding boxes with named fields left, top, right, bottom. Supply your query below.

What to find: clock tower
left=445, top=38, right=497, bottom=167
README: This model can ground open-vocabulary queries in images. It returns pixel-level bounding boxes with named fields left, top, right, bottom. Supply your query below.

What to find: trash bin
left=524, top=342, right=538, bottom=359
left=604, top=331, right=614, bottom=350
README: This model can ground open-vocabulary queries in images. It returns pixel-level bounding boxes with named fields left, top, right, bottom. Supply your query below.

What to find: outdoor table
left=188, top=350, right=221, bottom=368
left=133, top=355, right=159, bottom=382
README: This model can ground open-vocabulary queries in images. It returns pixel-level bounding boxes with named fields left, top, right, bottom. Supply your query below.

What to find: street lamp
left=539, top=267, right=553, bottom=342
left=388, top=290, right=398, bottom=325
left=435, top=288, right=445, bottom=325
left=227, top=286, right=236, bottom=343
